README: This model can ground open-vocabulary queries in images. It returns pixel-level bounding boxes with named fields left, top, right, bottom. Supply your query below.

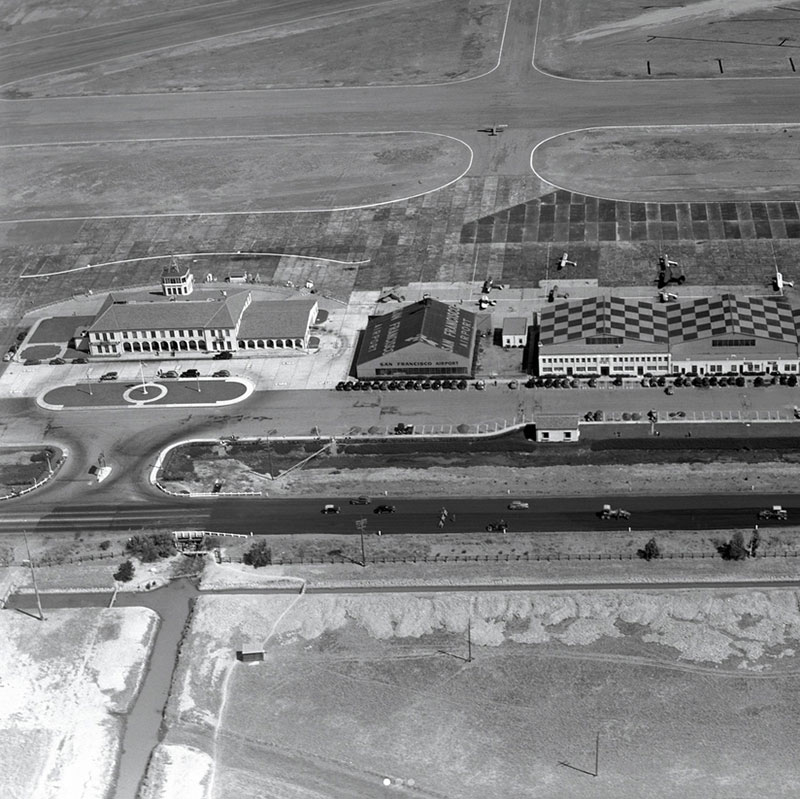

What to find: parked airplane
left=774, top=265, right=794, bottom=292
left=557, top=252, right=577, bottom=270
left=478, top=124, right=508, bottom=136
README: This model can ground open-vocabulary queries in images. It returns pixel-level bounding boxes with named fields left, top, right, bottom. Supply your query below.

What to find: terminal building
left=538, top=293, right=800, bottom=377
left=356, top=298, right=478, bottom=379
left=82, top=268, right=318, bottom=358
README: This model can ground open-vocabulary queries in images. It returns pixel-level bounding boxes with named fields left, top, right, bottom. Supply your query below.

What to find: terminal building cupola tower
left=161, top=260, right=194, bottom=296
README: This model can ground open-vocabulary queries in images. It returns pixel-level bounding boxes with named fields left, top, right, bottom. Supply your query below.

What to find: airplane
left=774, top=265, right=794, bottom=292
left=548, top=285, right=570, bottom=302
left=478, top=124, right=508, bottom=136
left=557, top=252, right=577, bottom=270
left=658, top=253, right=686, bottom=288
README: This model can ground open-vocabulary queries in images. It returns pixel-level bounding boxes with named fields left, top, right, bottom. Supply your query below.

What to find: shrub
left=718, top=531, right=749, bottom=561
left=114, top=560, right=135, bottom=582
left=126, top=533, right=176, bottom=562
left=638, top=537, right=660, bottom=561
left=99, top=540, right=111, bottom=551
left=243, top=539, right=272, bottom=568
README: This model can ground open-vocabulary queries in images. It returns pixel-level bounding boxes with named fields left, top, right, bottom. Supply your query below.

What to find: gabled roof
left=666, top=294, right=797, bottom=343
left=358, top=298, right=477, bottom=364
left=89, top=291, right=250, bottom=333
left=539, top=294, right=798, bottom=347
left=238, top=299, right=317, bottom=339
left=539, top=296, right=669, bottom=345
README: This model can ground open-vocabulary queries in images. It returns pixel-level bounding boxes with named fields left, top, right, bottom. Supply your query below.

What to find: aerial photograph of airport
left=1, top=0, right=799, bottom=797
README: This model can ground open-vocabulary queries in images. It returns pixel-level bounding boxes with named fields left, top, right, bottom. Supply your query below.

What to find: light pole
left=87, top=369, right=93, bottom=396
left=139, top=361, right=148, bottom=395
left=267, top=428, right=277, bottom=478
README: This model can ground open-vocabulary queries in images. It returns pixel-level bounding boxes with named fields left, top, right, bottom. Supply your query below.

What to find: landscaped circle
left=123, top=383, right=167, bottom=404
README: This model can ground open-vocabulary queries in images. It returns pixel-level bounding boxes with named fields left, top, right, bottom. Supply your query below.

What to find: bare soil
left=536, top=0, right=800, bottom=80
left=148, top=590, right=800, bottom=799
left=3, top=133, right=468, bottom=219
left=534, top=124, right=800, bottom=202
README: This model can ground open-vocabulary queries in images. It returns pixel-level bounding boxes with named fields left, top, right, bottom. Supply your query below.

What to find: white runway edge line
left=530, top=0, right=800, bottom=84
left=0, top=130, right=473, bottom=225
left=0, top=0, right=512, bottom=96
left=21, top=251, right=370, bottom=279
left=529, top=122, right=800, bottom=204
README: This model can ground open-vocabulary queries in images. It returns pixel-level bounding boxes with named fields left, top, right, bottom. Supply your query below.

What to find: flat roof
left=535, top=414, right=581, bottom=429
left=502, top=316, right=529, bottom=336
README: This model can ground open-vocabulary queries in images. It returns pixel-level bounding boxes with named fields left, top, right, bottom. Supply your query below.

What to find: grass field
left=0, top=607, right=158, bottom=799
left=3, top=133, right=468, bottom=220
left=5, top=0, right=507, bottom=96
left=536, top=0, right=800, bottom=80
left=534, top=125, right=800, bottom=202
left=149, top=591, right=800, bottom=798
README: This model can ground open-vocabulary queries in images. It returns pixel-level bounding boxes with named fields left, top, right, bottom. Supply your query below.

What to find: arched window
left=123, top=343, right=132, bottom=352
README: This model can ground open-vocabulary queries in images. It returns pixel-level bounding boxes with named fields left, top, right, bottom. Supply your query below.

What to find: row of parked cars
left=336, top=379, right=471, bottom=392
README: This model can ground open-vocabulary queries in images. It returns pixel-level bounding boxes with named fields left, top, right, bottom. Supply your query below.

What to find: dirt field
left=5, top=0, right=507, bottom=96
left=162, top=457, right=800, bottom=499
left=146, top=590, right=800, bottom=798
left=0, top=606, right=158, bottom=799
left=536, top=0, right=800, bottom=80
left=3, top=133, right=468, bottom=220
left=534, top=124, right=800, bottom=202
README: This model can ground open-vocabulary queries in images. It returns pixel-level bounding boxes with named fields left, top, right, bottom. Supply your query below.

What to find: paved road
left=2, top=494, right=797, bottom=536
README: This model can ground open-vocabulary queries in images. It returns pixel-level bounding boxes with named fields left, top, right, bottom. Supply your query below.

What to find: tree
left=718, top=531, right=749, bottom=561
left=126, top=533, right=176, bottom=562
left=114, top=560, right=135, bottom=582
left=748, top=528, right=760, bottom=557
left=243, top=539, right=272, bottom=568
left=638, top=537, right=660, bottom=561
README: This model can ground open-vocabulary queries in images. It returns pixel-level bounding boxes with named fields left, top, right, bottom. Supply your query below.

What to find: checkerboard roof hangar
left=539, top=294, right=799, bottom=347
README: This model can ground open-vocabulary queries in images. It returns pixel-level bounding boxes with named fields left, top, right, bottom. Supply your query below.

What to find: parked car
left=335, top=381, right=345, bottom=391
left=72, top=357, right=88, bottom=364
left=213, top=370, right=230, bottom=378
left=508, top=500, right=530, bottom=510
left=162, top=370, right=179, bottom=378
left=350, top=496, right=371, bottom=505
left=374, top=505, right=396, bottom=514
left=181, top=369, right=200, bottom=378
left=24, top=358, right=42, bottom=366
left=457, top=380, right=468, bottom=390
left=213, top=351, right=233, bottom=360
left=49, top=357, right=66, bottom=365
left=322, top=504, right=340, bottom=514
left=100, top=371, right=118, bottom=381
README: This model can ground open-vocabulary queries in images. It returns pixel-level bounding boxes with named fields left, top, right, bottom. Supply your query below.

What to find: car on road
left=213, top=351, right=233, bottom=360
left=213, top=370, right=230, bottom=378
left=181, top=369, right=200, bottom=378
left=99, top=371, right=118, bottom=381
left=508, top=500, right=529, bottom=510
left=374, top=505, right=396, bottom=514
left=322, top=504, right=340, bottom=514
left=350, top=496, right=371, bottom=505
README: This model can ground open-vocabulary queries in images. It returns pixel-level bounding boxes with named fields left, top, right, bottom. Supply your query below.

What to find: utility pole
left=355, top=518, right=367, bottom=567
left=594, top=731, right=600, bottom=778
left=24, top=532, right=45, bottom=621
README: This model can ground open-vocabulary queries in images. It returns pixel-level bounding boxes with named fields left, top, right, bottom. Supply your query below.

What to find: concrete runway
left=2, top=0, right=800, bottom=211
